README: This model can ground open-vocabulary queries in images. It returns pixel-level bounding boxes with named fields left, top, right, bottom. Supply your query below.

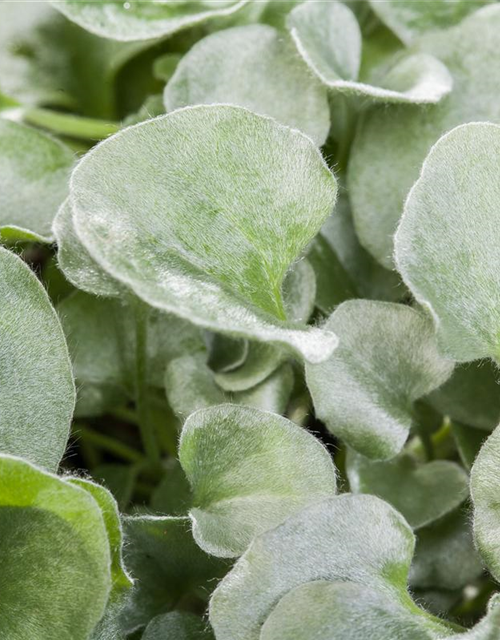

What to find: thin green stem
left=74, top=423, right=144, bottom=464
left=22, top=107, right=119, bottom=141
left=134, top=301, right=161, bottom=465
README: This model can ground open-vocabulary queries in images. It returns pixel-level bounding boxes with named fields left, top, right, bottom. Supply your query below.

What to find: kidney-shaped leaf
left=471, top=424, right=500, bottom=582
left=346, top=451, right=469, bottom=529
left=52, top=0, right=248, bottom=42
left=0, top=119, right=73, bottom=243
left=349, top=6, right=500, bottom=269
left=209, top=494, right=449, bottom=640
left=164, top=24, right=330, bottom=146
left=70, top=105, right=338, bottom=363
left=0, top=246, right=75, bottom=470
left=306, top=300, right=454, bottom=459
left=179, top=404, right=336, bottom=557
left=0, top=454, right=111, bottom=640
left=395, top=122, right=500, bottom=363
left=287, top=2, right=452, bottom=104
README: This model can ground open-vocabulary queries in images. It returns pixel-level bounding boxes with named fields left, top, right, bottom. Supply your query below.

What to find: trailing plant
left=2, top=1, right=500, bottom=639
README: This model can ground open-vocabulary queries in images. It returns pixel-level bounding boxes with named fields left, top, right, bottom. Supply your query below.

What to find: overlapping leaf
left=179, top=404, right=336, bottom=556
left=69, top=105, right=338, bottom=363
left=164, top=24, right=330, bottom=145
left=306, top=301, right=453, bottom=459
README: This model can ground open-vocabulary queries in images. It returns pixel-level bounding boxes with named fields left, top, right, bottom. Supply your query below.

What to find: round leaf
left=70, top=105, right=338, bottom=363
left=179, top=404, right=336, bottom=557
left=0, top=246, right=75, bottom=470
left=164, top=24, right=330, bottom=146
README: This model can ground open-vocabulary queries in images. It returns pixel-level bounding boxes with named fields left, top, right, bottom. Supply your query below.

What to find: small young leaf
left=369, top=0, right=491, bottom=45
left=260, top=581, right=435, bottom=640
left=70, top=105, right=338, bottom=363
left=346, top=451, right=469, bottom=529
left=179, top=404, right=336, bottom=557
left=410, top=509, right=483, bottom=591
left=142, top=612, right=214, bottom=640
left=0, top=119, right=73, bottom=242
left=306, top=301, right=453, bottom=459
left=471, top=425, right=500, bottom=582
left=0, top=454, right=111, bottom=640
left=164, top=24, right=330, bottom=146
left=395, top=122, right=500, bottom=362
left=52, top=0, right=248, bottom=42
left=209, top=494, right=440, bottom=640
left=121, top=515, right=228, bottom=633
left=349, top=5, right=500, bottom=268
left=0, top=246, right=75, bottom=470
left=287, top=2, right=452, bottom=104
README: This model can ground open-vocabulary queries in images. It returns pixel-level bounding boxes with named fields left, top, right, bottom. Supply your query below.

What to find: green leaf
left=179, top=404, right=336, bottom=557
left=346, top=451, right=469, bottom=529
left=0, top=246, right=75, bottom=470
left=68, top=477, right=132, bottom=594
left=395, top=122, right=500, bottom=362
left=0, top=454, right=111, bottom=640
left=150, top=459, right=192, bottom=517
left=52, top=0, right=249, bottom=42
left=209, top=494, right=449, bottom=640
left=121, top=515, right=228, bottom=633
left=53, top=199, right=123, bottom=297
left=349, top=5, right=500, bottom=268
left=260, top=581, right=435, bottom=640
left=287, top=2, right=452, bottom=104
left=206, top=334, right=248, bottom=375
left=306, top=301, right=454, bottom=459
left=142, top=612, right=214, bottom=640
left=452, top=423, right=488, bottom=470
left=471, top=424, right=500, bottom=582
left=70, top=105, right=339, bottom=363
left=369, top=0, right=492, bottom=45
left=427, top=361, right=500, bottom=432
left=410, top=509, right=483, bottom=591
left=0, top=119, right=73, bottom=242
left=164, top=24, right=329, bottom=146
left=92, top=463, right=138, bottom=511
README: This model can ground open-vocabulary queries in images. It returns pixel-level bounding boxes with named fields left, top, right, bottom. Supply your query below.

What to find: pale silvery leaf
left=209, top=494, right=449, bottom=640
left=349, top=5, right=500, bottom=268
left=53, top=200, right=122, bottom=298
left=142, top=612, right=213, bottom=640
left=52, top=0, right=249, bottom=42
left=0, top=120, right=73, bottom=242
left=427, top=361, right=500, bottom=432
left=471, top=424, right=500, bottom=582
left=260, top=581, right=435, bottom=640
left=306, top=301, right=454, bottom=459
left=447, top=595, right=500, bottom=640
left=346, top=451, right=469, bottom=529
left=369, top=0, right=492, bottom=45
left=121, top=515, right=228, bottom=633
left=178, top=404, right=336, bottom=557
left=68, top=477, right=132, bottom=595
left=164, top=24, right=330, bottom=146
left=395, top=123, right=500, bottom=362
left=410, top=509, right=483, bottom=591
left=0, top=454, right=111, bottom=640
left=70, top=105, right=339, bottom=363
left=287, top=1, right=452, bottom=104
left=0, top=246, right=75, bottom=470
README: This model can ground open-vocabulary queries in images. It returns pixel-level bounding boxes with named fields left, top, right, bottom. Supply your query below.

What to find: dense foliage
left=2, top=1, right=500, bottom=638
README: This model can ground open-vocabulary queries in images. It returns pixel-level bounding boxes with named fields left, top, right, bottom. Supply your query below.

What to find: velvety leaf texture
left=349, top=5, right=500, bottom=268
left=164, top=24, right=330, bottom=146
left=395, top=122, right=500, bottom=362
left=70, top=105, right=338, bottom=363
left=0, top=119, right=73, bottom=242
left=287, top=1, right=452, bottom=104
left=0, top=246, right=75, bottom=470
left=179, top=404, right=336, bottom=557
left=306, top=300, right=453, bottom=459
left=0, top=454, right=111, bottom=640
